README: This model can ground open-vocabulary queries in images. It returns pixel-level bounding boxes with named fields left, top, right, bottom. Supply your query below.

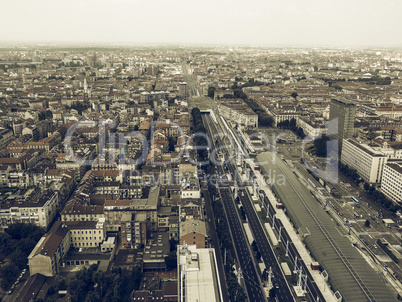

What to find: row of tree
left=340, top=163, right=399, bottom=213
left=242, top=98, right=274, bottom=127
left=65, top=100, right=91, bottom=115
left=277, top=118, right=306, bottom=139
left=364, top=183, right=399, bottom=213
left=321, top=76, right=392, bottom=86
left=0, top=223, right=45, bottom=290
left=338, top=163, right=362, bottom=186
left=38, top=110, right=53, bottom=121
left=68, top=265, right=142, bottom=302
left=191, top=107, right=209, bottom=160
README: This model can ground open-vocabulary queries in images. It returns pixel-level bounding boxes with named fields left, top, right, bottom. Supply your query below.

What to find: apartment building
left=0, top=189, right=59, bottom=230
left=61, top=201, right=105, bottom=222
left=219, top=99, right=258, bottom=128
left=298, top=117, right=327, bottom=139
left=28, top=221, right=71, bottom=277
left=341, top=138, right=387, bottom=183
left=381, top=160, right=402, bottom=205
left=66, top=219, right=106, bottom=248
left=269, top=109, right=300, bottom=127
left=28, top=219, right=107, bottom=277
left=180, top=219, right=207, bottom=248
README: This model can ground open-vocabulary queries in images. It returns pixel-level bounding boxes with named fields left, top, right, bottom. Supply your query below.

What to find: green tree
left=365, top=219, right=371, bottom=228
left=10, top=250, right=27, bottom=270
left=165, top=251, right=177, bottom=270
left=0, top=263, right=19, bottom=290
left=291, top=92, right=298, bottom=99
left=55, top=275, right=66, bottom=291
left=0, top=232, right=13, bottom=256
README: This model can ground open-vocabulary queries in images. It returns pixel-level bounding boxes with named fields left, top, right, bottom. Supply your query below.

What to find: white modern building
left=177, top=244, right=223, bottom=302
left=341, top=139, right=387, bottom=183
left=381, top=160, right=402, bottom=205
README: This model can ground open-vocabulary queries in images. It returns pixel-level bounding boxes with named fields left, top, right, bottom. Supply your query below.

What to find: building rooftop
left=180, top=219, right=206, bottom=237
left=178, top=244, right=223, bottom=302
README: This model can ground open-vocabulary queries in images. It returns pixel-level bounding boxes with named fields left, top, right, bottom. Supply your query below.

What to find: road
left=238, top=187, right=295, bottom=302
left=203, top=188, right=230, bottom=302
left=203, top=114, right=267, bottom=302
left=207, top=111, right=294, bottom=301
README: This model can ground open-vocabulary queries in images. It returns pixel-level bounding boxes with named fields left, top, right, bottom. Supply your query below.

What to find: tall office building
left=329, top=97, right=356, bottom=153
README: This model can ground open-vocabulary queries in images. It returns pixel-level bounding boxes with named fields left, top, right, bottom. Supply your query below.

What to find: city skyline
left=1, top=0, right=402, bottom=47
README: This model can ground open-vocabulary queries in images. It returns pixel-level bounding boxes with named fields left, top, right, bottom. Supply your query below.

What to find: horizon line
left=0, top=41, right=401, bottom=50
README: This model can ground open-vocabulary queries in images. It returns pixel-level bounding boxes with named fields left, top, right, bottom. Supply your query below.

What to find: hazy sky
left=1, top=0, right=401, bottom=47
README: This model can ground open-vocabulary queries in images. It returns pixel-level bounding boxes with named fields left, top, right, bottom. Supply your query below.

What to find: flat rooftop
left=178, top=244, right=222, bottom=302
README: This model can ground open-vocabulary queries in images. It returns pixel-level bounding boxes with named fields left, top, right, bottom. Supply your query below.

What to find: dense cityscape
left=0, top=44, right=401, bottom=302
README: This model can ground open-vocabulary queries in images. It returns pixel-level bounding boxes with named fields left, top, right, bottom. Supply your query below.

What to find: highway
left=203, top=188, right=230, bottom=302
left=210, top=112, right=295, bottom=301
left=203, top=114, right=267, bottom=302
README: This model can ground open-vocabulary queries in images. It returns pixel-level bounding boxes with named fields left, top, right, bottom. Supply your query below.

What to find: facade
left=28, top=221, right=71, bottom=277
left=134, top=221, right=147, bottom=247
left=298, top=117, right=327, bottom=140
left=341, top=139, right=387, bottom=183
left=0, top=190, right=60, bottom=230
left=270, top=110, right=300, bottom=127
left=219, top=99, right=258, bottom=128
left=177, top=244, right=223, bottom=302
left=180, top=219, right=207, bottom=248
left=61, top=202, right=105, bottom=222
left=381, top=160, right=402, bottom=205
left=67, top=219, right=106, bottom=248
left=28, top=219, right=106, bottom=277
left=329, top=98, right=356, bottom=152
